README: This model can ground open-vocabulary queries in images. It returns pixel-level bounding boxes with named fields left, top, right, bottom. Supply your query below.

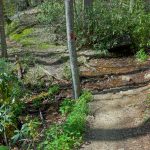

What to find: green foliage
left=135, top=49, right=148, bottom=62
left=5, top=21, right=19, bottom=36
left=12, top=118, right=40, bottom=149
left=3, top=0, right=16, bottom=17
left=0, top=59, right=12, bottom=74
left=21, top=52, right=36, bottom=69
left=0, top=145, right=9, bottom=150
left=39, top=91, right=92, bottom=150
left=0, top=105, right=16, bottom=140
left=38, top=0, right=65, bottom=25
left=0, top=59, right=23, bottom=113
left=31, top=85, right=60, bottom=108
left=10, top=28, right=33, bottom=42
left=0, top=59, right=24, bottom=145
left=38, top=0, right=150, bottom=53
left=79, top=0, right=150, bottom=51
left=59, top=99, right=75, bottom=115
left=48, top=84, right=60, bottom=96
left=37, top=43, right=50, bottom=50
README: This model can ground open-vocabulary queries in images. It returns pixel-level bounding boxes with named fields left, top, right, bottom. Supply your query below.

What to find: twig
left=39, top=108, right=46, bottom=128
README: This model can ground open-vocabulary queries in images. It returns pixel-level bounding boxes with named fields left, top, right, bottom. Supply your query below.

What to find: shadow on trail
left=35, top=56, right=69, bottom=66
left=87, top=118, right=150, bottom=141
left=9, top=51, right=69, bottom=66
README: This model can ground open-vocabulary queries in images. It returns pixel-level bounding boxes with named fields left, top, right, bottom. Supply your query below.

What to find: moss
left=10, top=28, right=34, bottom=42
left=10, top=33, right=22, bottom=41
left=22, top=28, right=34, bottom=36
left=19, top=38, right=37, bottom=46
left=37, top=43, right=50, bottom=49
left=9, top=27, right=66, bottom=50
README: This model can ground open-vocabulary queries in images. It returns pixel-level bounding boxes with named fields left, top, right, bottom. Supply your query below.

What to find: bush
left=11, top=118, right=40, bottom=149
left=37, top=0, right=150, bottom=53
left=0, top=59, right=24, bottom=146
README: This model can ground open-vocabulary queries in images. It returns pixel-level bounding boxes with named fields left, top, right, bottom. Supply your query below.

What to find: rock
left=78, top=56, right=88, bottom=65
left=121, top=75, right=132, bottom=82
left=144, top=73, right=150, bottom=79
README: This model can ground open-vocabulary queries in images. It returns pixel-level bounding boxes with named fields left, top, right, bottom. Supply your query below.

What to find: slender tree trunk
left=0, top=0, right=7, bottom=58
left=64, top=0, right=81, bottom=99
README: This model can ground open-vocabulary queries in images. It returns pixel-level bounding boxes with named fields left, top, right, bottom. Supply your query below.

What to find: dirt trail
left=81, top=85, right=150, bottom=150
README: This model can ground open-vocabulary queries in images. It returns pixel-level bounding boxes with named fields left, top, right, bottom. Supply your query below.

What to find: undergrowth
left=39, top=91, right=93, bottom=150
left=38, top=0, right=150, bottom=53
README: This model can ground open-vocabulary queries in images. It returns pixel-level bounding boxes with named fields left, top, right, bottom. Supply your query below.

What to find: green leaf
left=0, top=146, right=9, bottom=150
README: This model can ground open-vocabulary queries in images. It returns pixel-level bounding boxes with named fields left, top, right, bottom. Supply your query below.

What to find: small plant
left=59, top=99, right=75, bottom=115
left=12, top=118, right=40, bottom=149
left=135, top=49, right=148, bottom=62
left=0, top=105, right=16, bottom=146
left=48, top=84, right=60, bottom=96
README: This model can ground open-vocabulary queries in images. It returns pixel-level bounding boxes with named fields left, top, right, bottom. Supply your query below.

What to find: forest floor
left=7, top=30, right=150, bottom=150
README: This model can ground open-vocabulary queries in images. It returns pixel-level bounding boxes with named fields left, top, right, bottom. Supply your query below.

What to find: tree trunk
left=0, top=0, right=7, bottom=58
left=64, top=0, right=81, bottom=99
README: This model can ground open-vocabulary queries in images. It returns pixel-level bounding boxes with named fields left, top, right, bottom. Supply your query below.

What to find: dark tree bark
left=64, top=0, right=81, bottom=99
left=0, top=0, right=7, bottom=58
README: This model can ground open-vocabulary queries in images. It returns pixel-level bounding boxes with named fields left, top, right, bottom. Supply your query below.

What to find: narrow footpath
left=81, top=85, right=150, bottom=150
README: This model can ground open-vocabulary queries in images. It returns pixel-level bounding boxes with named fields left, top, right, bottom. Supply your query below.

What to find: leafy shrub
left=0, top=105, right=17, bottom=145
left=12, top=118, right=40, bottom=149
left=38, top=0, right=66, bottom=42
left=37, top=0, right=150, bottom=53
left=0, top=59, right=24, bottom=145
left=39, top=91, right=92, bottom=150
left=0, top=60, right=23, bottom=112
left=38, top=0, right=65, bottom=25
